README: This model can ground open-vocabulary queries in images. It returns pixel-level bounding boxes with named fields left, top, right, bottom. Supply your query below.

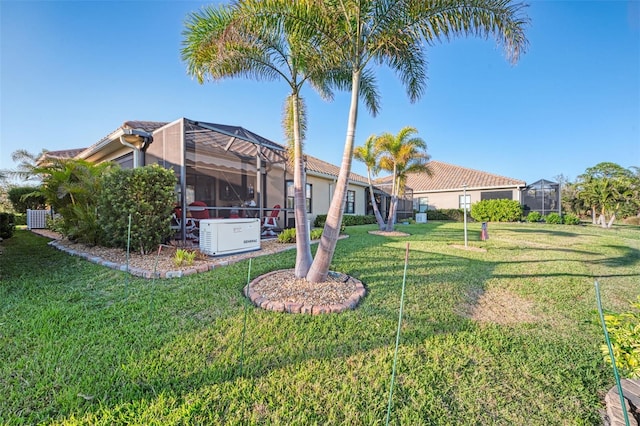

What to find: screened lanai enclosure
left=366, top=183, right=414, bottom=222
left=521, top=179, right=560, bottom=215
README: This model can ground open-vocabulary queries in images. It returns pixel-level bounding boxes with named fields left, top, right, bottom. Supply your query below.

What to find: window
left=459, top=194, right=471, bottom=210
left=414, top=197, right=429, bottom=213
left=480, top=190, right=512, bottom=201
left=346, top=190, right=355, bottom=214
left=286, top=180, right=312, bottom=213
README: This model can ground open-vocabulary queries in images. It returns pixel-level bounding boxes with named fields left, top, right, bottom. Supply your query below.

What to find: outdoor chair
left=261, top=204, right=281, bottom=237
left=188, top=201, right=210, bottom=220
left=171, top=208, right=198, bottom=240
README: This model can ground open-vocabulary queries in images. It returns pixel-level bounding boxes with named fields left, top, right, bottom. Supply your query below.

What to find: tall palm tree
left=376, top=126, right=431, bottom=231
left=213, top=0, right=528, bottom=283
left=182, top=4, right=346, bottom=277
left=277, top=0, right=528, bottom=282
left=354, top=135, right=386, bottom=229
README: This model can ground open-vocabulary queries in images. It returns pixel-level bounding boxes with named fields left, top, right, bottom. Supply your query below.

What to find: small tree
left=7, top=186, right=47, bottom=213
left=576, top=162, right=637, bottom=228
left=354, top=135, right=386, bottom=230
left=99, top=165, right=176, bottom=255
left=376, top=127, right=430, bottom=231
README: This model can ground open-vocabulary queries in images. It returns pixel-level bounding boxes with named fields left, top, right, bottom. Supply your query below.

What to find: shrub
left=545, top=212, right=563, bottom=224
left=277, top=228, right=323, bottom=244
left=174, top=248, right=197, bottom=267
left=99, top=165, right=177, bottom=255
left=601, top=296, right=640, bottom=379
left=47, top=215, right=66, bottom=234
left=37, top=159, right=113, bottom=245
left=0, top=212, right=15, bottom=239
left=342, top=215, right=377, bottom=226
left=623, top=216, right=640, bottom=226
left=563, top=213, right=581, bottom=225
left=313, top=215, right=346, bottom=233
left=13, top=213, right=26, bottom=226
left=470, top=199, right=523, bottom=222
left=277, top=228, right=296, bottom=243
left=7, top=186, right=46, bottom=213
left=526, top=211, right=542, bottom=223
left=426, top=209, right=469, bottom=222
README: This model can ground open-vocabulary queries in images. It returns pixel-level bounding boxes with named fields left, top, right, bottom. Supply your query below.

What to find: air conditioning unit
left=415, top=213, right=427, bottom=223
left=199, top=218, right=261, bottom=256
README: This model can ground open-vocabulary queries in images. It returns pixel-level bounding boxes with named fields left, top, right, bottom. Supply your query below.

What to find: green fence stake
left=595, top=280, right=630, bottom=426
left=386, top=243, right=410, bottom=426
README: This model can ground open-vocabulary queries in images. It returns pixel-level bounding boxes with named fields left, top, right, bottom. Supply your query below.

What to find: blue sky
left=1, top=0, right=638, bottom=184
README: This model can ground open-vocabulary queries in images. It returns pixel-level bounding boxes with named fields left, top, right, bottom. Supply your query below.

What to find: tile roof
left=375, top=160, right=525, bottom=192
left=305, top=155, right=369, bottom=185
left=40, top=148, right=87, bottom=160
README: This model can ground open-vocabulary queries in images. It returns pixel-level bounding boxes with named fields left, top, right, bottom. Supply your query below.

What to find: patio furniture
left=261, top=204, right=281, bottom=237
left=188, top=201, right=210, bottom=220
left=171, top=208, right=198, bottom=240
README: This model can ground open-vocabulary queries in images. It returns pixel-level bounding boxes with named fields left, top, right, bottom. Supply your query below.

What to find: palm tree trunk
left=384, top=165, right=398, bottom=231
left=385, top=196, right=398, bottom=231
left=292, top=94, right=313, bottom=277
left=366, top=170, right=386, bottom=229
left=306, top=70, right=361, bottom=283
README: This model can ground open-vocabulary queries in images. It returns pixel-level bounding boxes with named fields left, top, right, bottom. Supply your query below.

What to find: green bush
left=277, top=228, right=296, bottom=243
left=37, top=159, right=113, bottom=245
left=313, top=215, right=346, bottom=233
left=563, top=213, right=581, bottom=225
left=7, top=186, right=46, bottom=213
left=426, top=209, right=469, bottom=222
left=470, top=199, right=523, bottom=222
left=46, top=215, right=66, bottom=234
left=342, top=215, right=377, bottom=226
left=0, top=212, right=15, bottom=239
left=545, top=212, right=563, bottom=224
left=526, top=211, right=542, bottom=223
left=13, top=213, right=26, bottom=226
left=601, top=296, right=640, bottom=379
left=277, top=228, right=323, bottom=244
left=99, top=165, right=177, bottom=255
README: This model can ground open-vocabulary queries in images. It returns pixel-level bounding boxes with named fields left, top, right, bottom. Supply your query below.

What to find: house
left=66, top=117, right=370, bottom=233
left=376, top=160, right=526, bottom=213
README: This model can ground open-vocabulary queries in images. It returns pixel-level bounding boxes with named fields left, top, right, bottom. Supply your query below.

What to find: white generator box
left=416, top=213, right=427, bottom=223
left=199, top=218, right=261, bottom=256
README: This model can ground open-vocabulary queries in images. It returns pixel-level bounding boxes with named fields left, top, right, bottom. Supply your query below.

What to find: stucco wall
left=414, top=188, right=521, bottom=210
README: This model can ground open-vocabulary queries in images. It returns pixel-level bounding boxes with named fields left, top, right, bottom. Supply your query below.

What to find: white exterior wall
left=306, top=174, right=367, bottom=225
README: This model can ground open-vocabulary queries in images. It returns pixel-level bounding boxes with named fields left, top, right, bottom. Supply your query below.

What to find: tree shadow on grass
left=7, top=225, right=639, bottom=423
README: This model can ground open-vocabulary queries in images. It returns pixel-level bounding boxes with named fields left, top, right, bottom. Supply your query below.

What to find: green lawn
left=1, top=222, right=639, bottom=425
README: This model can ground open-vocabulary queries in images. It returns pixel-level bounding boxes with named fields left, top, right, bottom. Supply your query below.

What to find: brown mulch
left=32, top=229, right=294, bottom=275
left=250, top=269, right=358, bottom=306
left=31, top=229, right=361, bottom=310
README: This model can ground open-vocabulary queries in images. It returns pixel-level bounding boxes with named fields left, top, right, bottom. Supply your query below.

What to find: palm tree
left=182, top=4, right=348, bottom=277
left=2, top=149, right=48, bottom=182
left=376, top=127, right=431, bottom=231
left=269, top=0, right=529, bottom=283
left=354, top=135, right=386, bottom=229
left=211, top=0, right=528, bottom=283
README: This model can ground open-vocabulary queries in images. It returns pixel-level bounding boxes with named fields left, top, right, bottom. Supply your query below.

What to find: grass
left=1, top=221, right=639, bottom=425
